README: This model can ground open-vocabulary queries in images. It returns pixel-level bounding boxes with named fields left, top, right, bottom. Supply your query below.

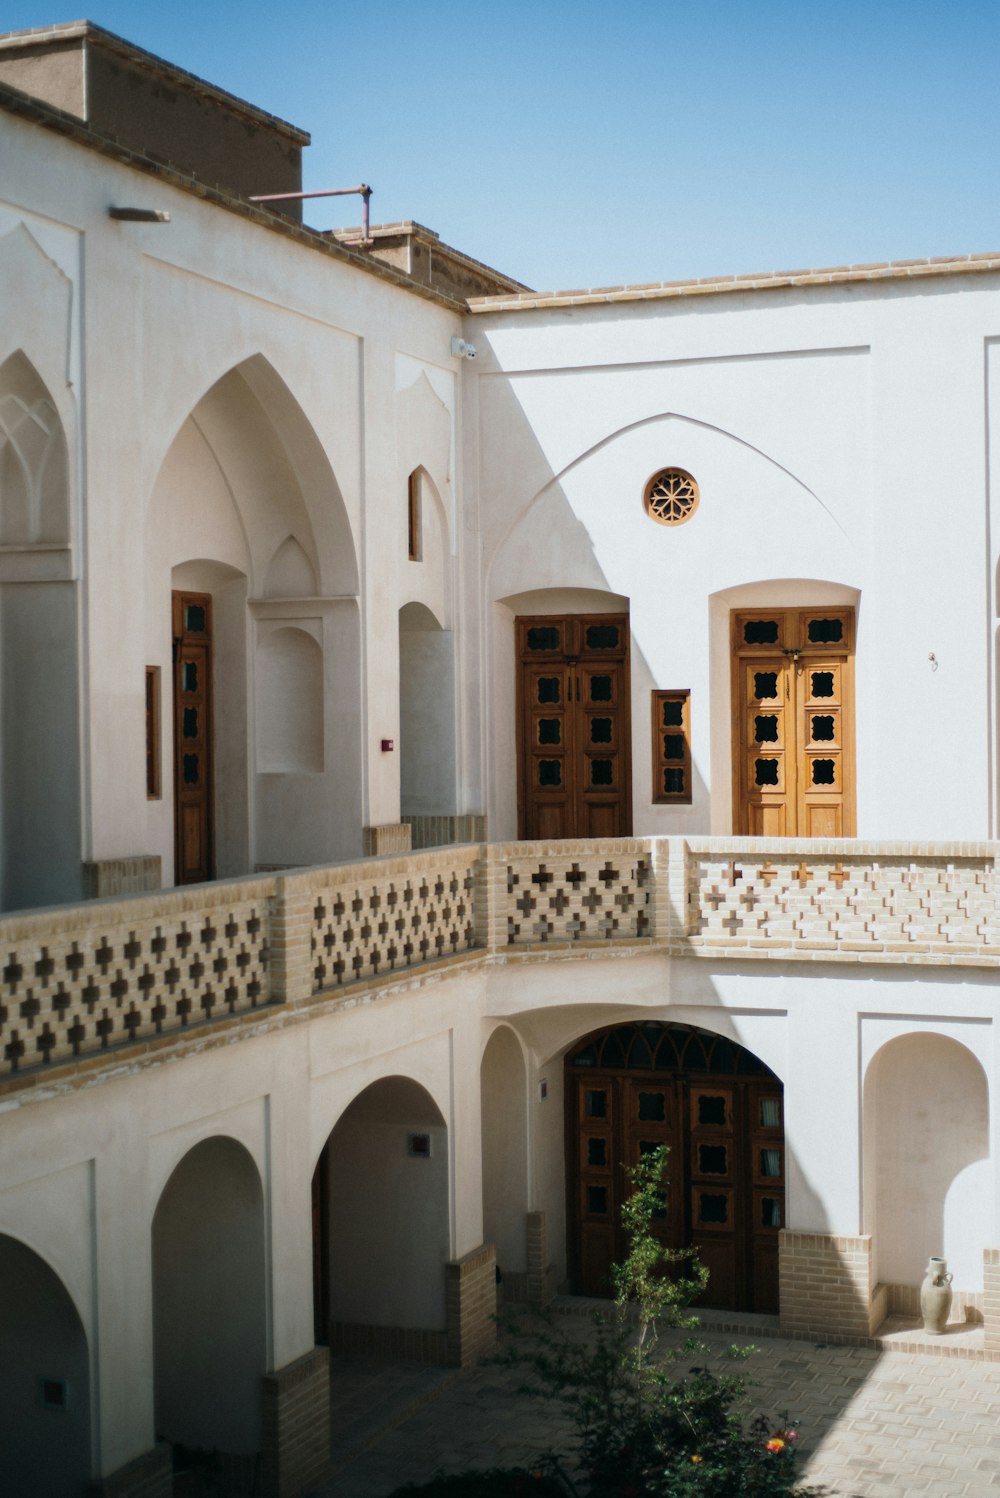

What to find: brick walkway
left=315, top=1305, right=1000, bottom=1498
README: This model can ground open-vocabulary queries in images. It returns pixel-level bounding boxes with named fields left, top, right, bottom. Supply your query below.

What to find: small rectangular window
left=145, top=666, right=161, bottom=800
left=651, top=689, right=691, bottom=804
left=407, top=470, right=421, bottom=561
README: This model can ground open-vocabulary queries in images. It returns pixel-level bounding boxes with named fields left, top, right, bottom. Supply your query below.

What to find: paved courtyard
left=315, top=1303, right=1000, bottom=1498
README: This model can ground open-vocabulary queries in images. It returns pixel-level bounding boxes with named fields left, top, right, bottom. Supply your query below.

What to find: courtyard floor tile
left=315, top=1302, right=1000, bottom=1497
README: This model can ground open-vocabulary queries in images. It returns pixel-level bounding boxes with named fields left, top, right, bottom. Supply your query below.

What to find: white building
left=1, top=19, right=999, bottom=1498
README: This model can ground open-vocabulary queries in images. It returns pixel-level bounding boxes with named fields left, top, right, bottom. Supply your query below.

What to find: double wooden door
left=172, top=591, right=214, bottom=884
left=568, top=1026, right=784, bottom=1313
left=733, top=606, right=855, bottom=837
left=517, top=614, right=632, bottom=839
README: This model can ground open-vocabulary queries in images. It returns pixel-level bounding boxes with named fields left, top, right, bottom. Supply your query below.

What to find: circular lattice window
left=644, top=468, right=699, bottom=526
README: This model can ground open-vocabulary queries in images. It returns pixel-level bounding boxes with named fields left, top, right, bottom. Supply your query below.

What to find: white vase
left=919, top=1256, right=953, bottom=1335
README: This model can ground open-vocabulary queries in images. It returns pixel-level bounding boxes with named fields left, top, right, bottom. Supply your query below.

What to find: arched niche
left=264, top=535, right=318, bottom=599
left=152, top=1136, right=267, bottom=1455
left=146, top=358, right=364, bottom=880
left=481, top=1026, right=529, bottom=1280
left=0, top=1234, right=91, bottom=1496
left=0, top=352, right=81, bottom=910
left=312, top=1077, right=450, bottom=1348
left=403, top=464, right=452, bottom=629
left=863, top=1032, right=990, bottom=1294
left=0, top=350, right=69, bottom=545
left=256, top=624, right=323, bottom=773
left=399, top=601, right=456, bottom=819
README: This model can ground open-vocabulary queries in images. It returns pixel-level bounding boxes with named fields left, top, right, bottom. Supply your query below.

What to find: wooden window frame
left=407, top=470, right=421, bottom=561
left=145, top=665, right=161, bottom=800
left=651, top=689, right=691, bottom=804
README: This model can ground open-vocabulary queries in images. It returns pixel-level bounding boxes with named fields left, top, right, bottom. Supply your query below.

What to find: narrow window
left=145, top=666, right=161, bottom=799
left=407, top=470, right=421, bottom=561
left=651, top=689, right=691, bottom=804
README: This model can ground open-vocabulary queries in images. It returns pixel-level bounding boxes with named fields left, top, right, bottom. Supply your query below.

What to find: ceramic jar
left=919, top=1256, right=953, bottom=1334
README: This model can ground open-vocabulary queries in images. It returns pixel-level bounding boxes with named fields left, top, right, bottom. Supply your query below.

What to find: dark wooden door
left=567, top=1025, right=784, bottom=1314
left=517, top=614, right=632, bottom=839
left=172, top=591, right=214, bottom=884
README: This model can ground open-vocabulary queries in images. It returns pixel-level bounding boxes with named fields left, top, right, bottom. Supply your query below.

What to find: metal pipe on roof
left=249, top=184, right=372, bottom=246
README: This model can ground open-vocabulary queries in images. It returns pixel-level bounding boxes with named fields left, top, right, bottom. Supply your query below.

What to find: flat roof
left=467, top=252, right=1000, bottom=313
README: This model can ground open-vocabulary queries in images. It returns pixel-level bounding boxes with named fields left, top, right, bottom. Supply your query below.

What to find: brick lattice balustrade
left=2, top=838, right=1000, bottom=1089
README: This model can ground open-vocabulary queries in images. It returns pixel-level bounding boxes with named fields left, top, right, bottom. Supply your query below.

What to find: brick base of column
left=779, top=1230, right=875, bottom=1339
left=446, top=1242, right=497, bottom=1367
left=526, top=1210, right=554, bottom=1307
left=87, top=1445, right=173, bottom=1498
left=362, top=822, right=412, bottom=856
left=260, top=1346, right=330, bottom=1498
left=984, top=1249, right=1000, bottom=1356
left=82, top=855, right=161, bottom=898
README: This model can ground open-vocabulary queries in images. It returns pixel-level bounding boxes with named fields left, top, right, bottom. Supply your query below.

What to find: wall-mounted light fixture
left=451, top=337, right=477, bottom=360
left=108, top=207, right=171, bottom=222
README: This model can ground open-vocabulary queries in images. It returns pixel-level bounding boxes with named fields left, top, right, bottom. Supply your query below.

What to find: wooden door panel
left=567, top=1050, right=784, bottom=1315
left=733, top=608, right=854, bottom=837
left=172, top=591, right=214, bottom=884
left=518, top=615, right=631, bottom=839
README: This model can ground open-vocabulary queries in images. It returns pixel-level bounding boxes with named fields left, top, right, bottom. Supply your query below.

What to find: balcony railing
left=2, top=837, right=997, bottom=1092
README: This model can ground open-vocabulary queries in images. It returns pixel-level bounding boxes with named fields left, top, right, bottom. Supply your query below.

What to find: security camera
left=450, top=337, right=477, bottom=360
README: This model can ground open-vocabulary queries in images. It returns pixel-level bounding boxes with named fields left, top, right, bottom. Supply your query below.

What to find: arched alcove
left=256, top=625, right=323, bottom=772
left=481, top=1026, right=529, bottom=1282
left=0, top=351, right=81, bottom=910
left=0, top=1234, right=91, bottom=1496
left=399, top=601, right=457, bottom=820
left=0, top=350, right=69, bottom=545
left=264, top=535, right=318, bottom=599
left=146, top=357, right=364, bottom=882
left=152, top=1136, right=267, bottom=1455
left=312, top=1077, right=450, bottom=1352
left=864, top=1032, right=990, bottom=1294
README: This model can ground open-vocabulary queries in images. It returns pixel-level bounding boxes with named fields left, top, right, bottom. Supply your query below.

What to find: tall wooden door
left=172, top=591, right=214, bottom=884
left=568, top=1023, right=784, bottom=1314
left=733, top=606, right=855, bottom=837
left=517, top=614, right=632, bottom=839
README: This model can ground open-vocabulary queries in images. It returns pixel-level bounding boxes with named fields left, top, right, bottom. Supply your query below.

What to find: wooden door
left=567, top=1025, right=784, bottom=1313
left=172, top=591, right=214, bottom=884
left=733, top=607, right=855, bottom=837
left=517, top=614, right=632, bottom=839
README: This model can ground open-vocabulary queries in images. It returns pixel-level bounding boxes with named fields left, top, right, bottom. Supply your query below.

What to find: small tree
left=503, top=1144, right=816, bottom=1497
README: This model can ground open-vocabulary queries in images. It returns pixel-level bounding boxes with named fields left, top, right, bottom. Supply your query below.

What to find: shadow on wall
left=864, top=1031, right=991, bottom=1296
left=0, top=1233, right=91, bottom=1497
left=152, top=1136, right=267, bottom=1456
left=315, top=1075, right=451, bottom=1358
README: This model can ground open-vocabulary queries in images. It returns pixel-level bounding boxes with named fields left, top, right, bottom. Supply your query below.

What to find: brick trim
left=446, top=1242, right=497, bottom=1366
left=779, top=1230, right=875, bottom=1339
left=86, top=1444, right=172, bottom=1498
left=260, top=1345, right=330, bottom=1498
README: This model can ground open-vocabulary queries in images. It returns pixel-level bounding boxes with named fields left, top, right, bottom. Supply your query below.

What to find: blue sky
left=5, top=1, right=1000, bottom=290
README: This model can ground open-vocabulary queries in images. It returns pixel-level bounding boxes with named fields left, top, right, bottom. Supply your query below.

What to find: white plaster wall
left=399, top=606, right=457, bottom=817
left=0, top=1234, right=91, bottom=1495
left=865, top=1032, right=991, bottom=1292
left=470, top=277, right=1000, bottom=841
left=325, top=1077, right=450, bottom=1330
left=480, top=1024, right=529, bottom=1274
left=152, top=1137, right=266, bottom=1454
